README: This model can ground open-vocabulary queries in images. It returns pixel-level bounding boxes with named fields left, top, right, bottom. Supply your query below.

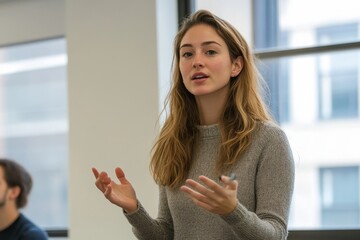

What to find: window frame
left=179, top=0, right=360, bottom=239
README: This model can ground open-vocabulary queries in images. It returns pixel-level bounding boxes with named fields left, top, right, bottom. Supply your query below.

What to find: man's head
left=0, top=158, right=32, bottom=209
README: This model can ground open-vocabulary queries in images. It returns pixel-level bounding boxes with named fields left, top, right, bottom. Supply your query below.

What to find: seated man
left=0, top=158, right=48, bottom=240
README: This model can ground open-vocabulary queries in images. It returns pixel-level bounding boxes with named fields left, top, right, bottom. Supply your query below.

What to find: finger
left=184, top=179, right=215, bottom=198
left=180, top=185, right=206, bottom=200
left=94, top=177, right=109, bottom=192
left=94, top=180, right=104, bottom=192
left=104, top=183, right=112, bottom=199
left=92, top=168, right=107, bottom=192
left=94, top=179, right=106, bottom=193
left=219, top=175, right=238, bottom=190
left=99, top=172, right=111, bottom=185
left=92, top=167, right=99, bottom=178
left=219, top=173, right=236, bottom=183
left=115, top=167, right=130, bottom=185
left=198, top=175, right=226, bottom=194
left=180, top=185, right=213, bottom=208
left=99, top=171, right=111, bottom=181
left=181, top=183, right=214, bottom=204
left=221, top=178, right=238, bottom=190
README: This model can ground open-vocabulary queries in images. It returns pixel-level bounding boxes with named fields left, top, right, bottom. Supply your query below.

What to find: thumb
left=115, top=167, right=130, bottom=184
left=220, top=174, right=238, bottom=190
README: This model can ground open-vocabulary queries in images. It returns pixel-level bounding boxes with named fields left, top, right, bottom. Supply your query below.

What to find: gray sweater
left=125, top=122, right=295, bottom=240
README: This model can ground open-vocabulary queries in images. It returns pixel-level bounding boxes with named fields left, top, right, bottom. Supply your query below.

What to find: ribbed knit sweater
left=125, top=122, right=295, bottom=240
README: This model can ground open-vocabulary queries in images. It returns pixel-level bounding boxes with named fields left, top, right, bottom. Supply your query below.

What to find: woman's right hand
left=92, top=167, right=138, bottom=213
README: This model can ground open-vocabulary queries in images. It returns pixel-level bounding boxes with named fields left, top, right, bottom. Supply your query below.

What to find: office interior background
left=0, top=0, right=359, bottom=239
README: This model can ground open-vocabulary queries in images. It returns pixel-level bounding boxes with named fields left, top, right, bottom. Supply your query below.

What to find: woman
left=93, top=9, right=294, bottom=240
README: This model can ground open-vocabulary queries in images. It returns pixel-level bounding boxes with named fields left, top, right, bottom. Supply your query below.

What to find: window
left=253, top=0, right=360, bottom=230
left=320, top=166, right=360, bottom=227
left=0, top=38, right=68, bottom=230
left=185, top=0, right=360, bottom=235
left=317, top=24, right=358, bottom=119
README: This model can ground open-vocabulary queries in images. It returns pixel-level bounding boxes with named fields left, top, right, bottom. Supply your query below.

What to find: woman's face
left=179, top=24, right=242, bottom=98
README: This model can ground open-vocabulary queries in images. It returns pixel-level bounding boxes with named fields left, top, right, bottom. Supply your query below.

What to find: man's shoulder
left=0, top=214, right=48, bottom=240
left=18, top=214, right=48, bottom=240
left=21, top=228, right=48, bottom=240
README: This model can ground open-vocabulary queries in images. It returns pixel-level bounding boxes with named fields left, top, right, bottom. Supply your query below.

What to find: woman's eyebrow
left=180, top=41, right=222, bottom=50
left=201, top=41, right=221, bottom=47
left=179, top=43, right=192, bottom=50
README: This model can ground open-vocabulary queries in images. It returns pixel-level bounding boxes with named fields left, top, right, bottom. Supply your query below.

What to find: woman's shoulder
left=254, top=121, right=289, bottom=143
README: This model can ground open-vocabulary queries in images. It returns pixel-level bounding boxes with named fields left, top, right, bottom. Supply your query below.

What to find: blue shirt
left=0, top=213, right=48, bottom=240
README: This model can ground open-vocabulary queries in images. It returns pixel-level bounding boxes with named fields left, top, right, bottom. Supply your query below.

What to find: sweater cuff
left=123, top=201, right=141, bottom=216
left=220, top=201, right=247, bottom=225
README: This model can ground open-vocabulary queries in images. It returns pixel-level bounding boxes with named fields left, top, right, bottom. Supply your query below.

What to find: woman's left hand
left=180, top=175, right=238, bottom=215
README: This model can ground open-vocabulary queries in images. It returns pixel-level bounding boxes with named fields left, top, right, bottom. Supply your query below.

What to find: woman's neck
left=195, top=87, right=229, bottom=125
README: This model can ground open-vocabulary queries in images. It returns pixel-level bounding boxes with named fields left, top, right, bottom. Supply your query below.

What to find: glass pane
left=259, top=49, right=360, bottom=229
left=253, top=0, right=360, bottom=49
left=195, top=0, right=360, bottom=50
left=319, top=167, right=359, bottom=227
left=0, top=38, right=68, bottom=229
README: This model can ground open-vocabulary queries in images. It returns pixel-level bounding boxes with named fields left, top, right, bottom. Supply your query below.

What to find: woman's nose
left=192, top=54, right=204, bottom=68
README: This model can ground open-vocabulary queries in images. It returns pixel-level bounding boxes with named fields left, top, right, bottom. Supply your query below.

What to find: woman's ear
left=231, top=56, right=244, bottom=77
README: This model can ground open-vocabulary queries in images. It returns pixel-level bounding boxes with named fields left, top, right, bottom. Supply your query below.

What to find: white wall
left=66, top=0, right=171, bottom=239
left=195, top=0, right=253, bottom=45
left=0, top=0, right=65, bottom=46
left=0, top=0, right=177, bottom=239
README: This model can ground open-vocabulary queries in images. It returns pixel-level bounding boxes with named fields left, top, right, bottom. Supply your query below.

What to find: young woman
left=93, top=9, right=295, bottom=240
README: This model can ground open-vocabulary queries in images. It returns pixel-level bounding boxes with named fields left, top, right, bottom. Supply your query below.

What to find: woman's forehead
left=180, top=24, right=223, bottom=46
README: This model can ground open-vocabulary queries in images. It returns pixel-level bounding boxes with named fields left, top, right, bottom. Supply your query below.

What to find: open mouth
left=191, top=73, right=209, bottom=80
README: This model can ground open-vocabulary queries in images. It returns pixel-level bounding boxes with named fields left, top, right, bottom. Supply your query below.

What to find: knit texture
left=125, top=122, right=295, bottom=240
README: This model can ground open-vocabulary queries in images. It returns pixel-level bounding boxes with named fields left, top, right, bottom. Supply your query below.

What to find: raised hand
left=180, top=175, right=238, bottom=215
left=92, top=167, right=138, bottom=213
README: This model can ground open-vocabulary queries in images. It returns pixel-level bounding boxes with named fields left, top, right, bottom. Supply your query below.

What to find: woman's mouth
left=191, top=72, right=209, bottom=80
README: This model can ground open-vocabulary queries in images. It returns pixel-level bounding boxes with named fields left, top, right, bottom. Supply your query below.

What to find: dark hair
left=0, top=158, right=32, bottom=208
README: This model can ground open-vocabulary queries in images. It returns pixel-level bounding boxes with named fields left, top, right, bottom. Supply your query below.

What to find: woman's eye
left=206, top=50, right=217, bottom=55
left=182, top=52, right=193, bottom=58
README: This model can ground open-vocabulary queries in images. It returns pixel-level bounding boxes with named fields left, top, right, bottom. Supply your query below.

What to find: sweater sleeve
left=124, top=186, right=174, bottom=239
left=221, top=124, right=295, bottom=240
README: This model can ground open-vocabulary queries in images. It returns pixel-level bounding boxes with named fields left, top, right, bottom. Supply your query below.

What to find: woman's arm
left=125, top=186, right=174, bottom=240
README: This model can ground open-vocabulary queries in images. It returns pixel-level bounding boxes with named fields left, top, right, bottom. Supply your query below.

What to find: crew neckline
left=196, top=124, right=220, bottom=138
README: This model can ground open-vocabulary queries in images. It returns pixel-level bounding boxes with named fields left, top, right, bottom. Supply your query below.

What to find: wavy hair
left=150, top=10, right=272, bottom=188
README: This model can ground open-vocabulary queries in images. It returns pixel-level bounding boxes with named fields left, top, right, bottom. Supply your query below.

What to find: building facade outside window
left=316, top=24, right=358, bottom=120
left=319, top=166, right=360, bottom=227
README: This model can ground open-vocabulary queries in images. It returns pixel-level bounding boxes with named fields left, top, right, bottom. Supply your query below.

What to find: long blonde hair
left=150, top=10, right=272, bottom=189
